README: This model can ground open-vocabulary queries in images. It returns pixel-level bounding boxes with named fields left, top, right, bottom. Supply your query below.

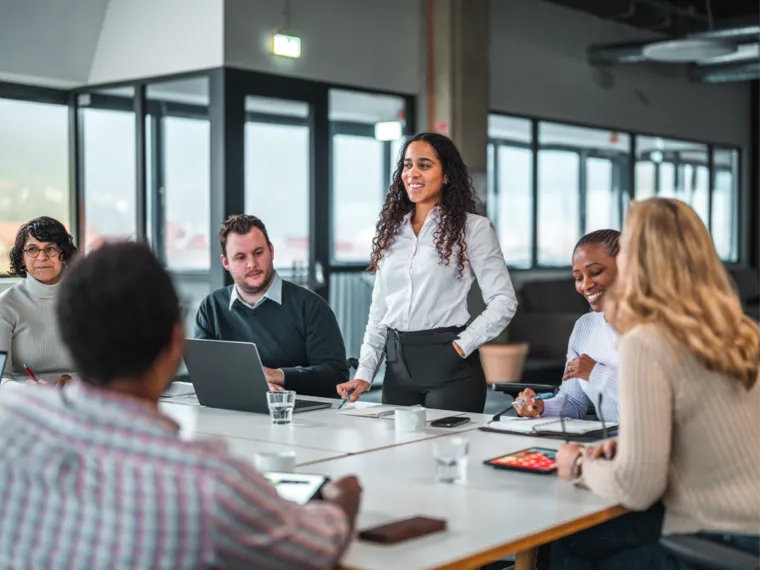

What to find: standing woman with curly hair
left=336, top=133, right=517, bottom=413
left=0, top=217, right=78, bottom=388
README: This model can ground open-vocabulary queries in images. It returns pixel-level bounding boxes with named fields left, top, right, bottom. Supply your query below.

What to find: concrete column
left=421, top=0, right=491, bottom=322
left=424, top=0, right=490, bottom=209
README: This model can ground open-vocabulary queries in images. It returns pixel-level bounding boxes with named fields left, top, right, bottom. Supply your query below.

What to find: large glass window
left=245, top=96, right=310, bottom=272
left=81, top=87, right=136, bottom=251
left=538, top=150, right=580, bottom=266
left=146, top=77, right=211, bottom=271
left=635, top=136, right=710, bottom=225
left=712, top=147, right=739, bottom=261
left=0, top=98, right=69, bottom=269
left=489, top=116, right=630, bottom=267
left=586, top=157, right=618, bottom=231
left=488, top=115, right=533, bottom=268
left=330, top=89, right=406, bottom=263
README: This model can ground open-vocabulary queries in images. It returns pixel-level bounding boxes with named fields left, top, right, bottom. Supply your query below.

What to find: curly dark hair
left=368, top=133, right=478, bottom=278
left=9, top=216, right=77, bottom=277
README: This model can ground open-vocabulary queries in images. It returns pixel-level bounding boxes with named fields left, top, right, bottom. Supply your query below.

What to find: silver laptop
left=183, top=339, right=331, bottom=414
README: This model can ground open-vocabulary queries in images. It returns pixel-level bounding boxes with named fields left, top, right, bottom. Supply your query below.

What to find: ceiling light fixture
left=643, top=38, right=736, bottom=63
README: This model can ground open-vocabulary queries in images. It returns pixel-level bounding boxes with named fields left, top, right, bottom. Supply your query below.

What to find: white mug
left=395, top=406, right=426, bottom=432
left=254, top=450, right=296, bottom=473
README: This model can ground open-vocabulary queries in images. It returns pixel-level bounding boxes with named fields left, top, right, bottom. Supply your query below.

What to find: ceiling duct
left=587, top=18, right=760, bottom=83
left=689, top=59, right=760, bottom=83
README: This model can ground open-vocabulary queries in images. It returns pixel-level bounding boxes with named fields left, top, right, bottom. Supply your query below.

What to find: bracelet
left=570, top=451, right=584, bottom=480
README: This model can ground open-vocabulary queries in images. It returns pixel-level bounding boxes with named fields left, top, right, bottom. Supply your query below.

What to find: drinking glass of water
left=266, top=390, right=296, bottom=425
left=432, top=436, right=469, bottom=483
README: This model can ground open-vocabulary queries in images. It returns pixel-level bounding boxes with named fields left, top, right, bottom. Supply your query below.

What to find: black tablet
left=483, top=447, right=558, bottom=474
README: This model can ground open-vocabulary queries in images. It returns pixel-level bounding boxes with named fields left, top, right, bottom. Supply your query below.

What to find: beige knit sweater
left=581, top=324, right=760, bottom=535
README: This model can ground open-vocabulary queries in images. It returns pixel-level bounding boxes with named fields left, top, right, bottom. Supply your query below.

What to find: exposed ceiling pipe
left=637, top=0, right=710, bottom=24
left=689, top=59, right=760, bottom=83
left=609, top=0, right=637, bottom=21
left=588, top=21, right=760, bottom=67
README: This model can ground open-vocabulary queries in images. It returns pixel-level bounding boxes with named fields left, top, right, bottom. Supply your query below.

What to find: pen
left=511, top=392, right=554, bottom=407
left=23, top=365, right=39, bottom=383
left=338, top=389, right=355, bottom=410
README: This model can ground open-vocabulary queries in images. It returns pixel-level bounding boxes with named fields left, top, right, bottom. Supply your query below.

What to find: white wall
left=489, top=0, right=751, bottom=150
left=224, top=0, right=422, bottom=94
left=0, top=0, right=109, bottom=86
left=88, top=0, right=224, bottom=84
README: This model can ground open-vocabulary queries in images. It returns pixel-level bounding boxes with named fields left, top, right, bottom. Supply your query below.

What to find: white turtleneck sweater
left=0, top=275, right=75, bottom=386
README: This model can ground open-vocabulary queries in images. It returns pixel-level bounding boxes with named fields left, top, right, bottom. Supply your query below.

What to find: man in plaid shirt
left=0, top=242, right=361, bottom=569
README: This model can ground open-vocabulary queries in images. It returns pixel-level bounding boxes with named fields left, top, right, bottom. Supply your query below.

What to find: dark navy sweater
left=194, top=281, right=348, bottom=398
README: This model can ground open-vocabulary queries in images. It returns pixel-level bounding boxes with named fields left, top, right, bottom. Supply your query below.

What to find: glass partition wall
left=66, top=69, right=414, bottom=368
left=488, top=112, right=740, bottom=267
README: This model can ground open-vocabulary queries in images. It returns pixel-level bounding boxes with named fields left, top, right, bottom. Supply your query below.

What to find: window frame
left=0, top=73, right=415, bottom=296
left=488, top=111, right=743, bottom=268
left=0, top=83, right=76, bottom=266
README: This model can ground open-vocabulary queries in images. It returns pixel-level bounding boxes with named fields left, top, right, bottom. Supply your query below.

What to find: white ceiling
left=0, top=0, right=110, bottom=85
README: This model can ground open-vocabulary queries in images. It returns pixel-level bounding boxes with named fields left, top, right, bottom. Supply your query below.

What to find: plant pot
left=479, top=342, right=529, bottom=385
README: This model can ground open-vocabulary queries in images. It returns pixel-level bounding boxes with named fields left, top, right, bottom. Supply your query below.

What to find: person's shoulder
left=184, top=438, right=275, bottom=496
left=574, top=310, right=607, bottom=328
left=0, top=281, right=26, bottom=315
left=282, top=280, right=326, bottom=305
left=200, top=285, right=234, bottom=309
left=465, top=213, right=493, bottom=230
left=0, top=280, right=25, bottom=301
left=619, top=323, right=670, bottom=355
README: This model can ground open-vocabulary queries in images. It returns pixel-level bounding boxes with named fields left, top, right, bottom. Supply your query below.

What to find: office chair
left=659, top=535, right=759, bottom=570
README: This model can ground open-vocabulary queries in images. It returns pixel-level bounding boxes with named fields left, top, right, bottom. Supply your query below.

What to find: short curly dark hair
left=57, top=242, right=181, bottom=387
left=9, top=216, right=77, bottom=277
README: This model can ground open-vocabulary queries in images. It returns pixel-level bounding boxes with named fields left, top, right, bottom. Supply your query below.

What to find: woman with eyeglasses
left=0, top=217, right=79, bottom=388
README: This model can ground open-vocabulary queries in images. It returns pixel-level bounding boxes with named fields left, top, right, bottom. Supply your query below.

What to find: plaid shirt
left=0, top=381, right=349, bottom=569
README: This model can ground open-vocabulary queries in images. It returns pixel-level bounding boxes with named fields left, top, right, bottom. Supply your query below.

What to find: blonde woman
left=552, top=198, right=759, bottom=568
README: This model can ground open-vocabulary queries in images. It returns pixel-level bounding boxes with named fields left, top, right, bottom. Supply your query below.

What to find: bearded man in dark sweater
left=194, top=215, right=348, bottom=398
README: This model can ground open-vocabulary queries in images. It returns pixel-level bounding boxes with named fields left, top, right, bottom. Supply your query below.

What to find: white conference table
left=299, top=429, right=625, bottom=570
left=161, top=394, right=490, bottom=455
left=179, top=430, right=348, bottom=466
left=162, top=390, right=625, bottom=569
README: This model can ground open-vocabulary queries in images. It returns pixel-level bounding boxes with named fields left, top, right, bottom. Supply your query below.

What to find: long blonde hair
left=607, top=198, right=759, bottom=389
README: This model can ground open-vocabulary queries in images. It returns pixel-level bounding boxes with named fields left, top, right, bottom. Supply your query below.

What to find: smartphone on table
left=430, top=416, right=471, bottom=428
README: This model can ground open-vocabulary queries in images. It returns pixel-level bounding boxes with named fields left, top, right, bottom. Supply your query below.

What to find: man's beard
left=237, top=266, right=275, bottom=295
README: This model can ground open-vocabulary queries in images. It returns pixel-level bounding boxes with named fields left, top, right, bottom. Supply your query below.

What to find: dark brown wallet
left=358, top=516, right=447, bottom=544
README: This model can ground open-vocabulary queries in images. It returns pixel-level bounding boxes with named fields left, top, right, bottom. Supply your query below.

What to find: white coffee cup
left=254, top=450, right=296, bottom=473
left=395, top=406, right=426, bottom=432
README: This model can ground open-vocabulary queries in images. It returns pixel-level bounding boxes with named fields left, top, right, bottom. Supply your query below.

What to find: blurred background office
left=0, top=0, right=756, bottom=398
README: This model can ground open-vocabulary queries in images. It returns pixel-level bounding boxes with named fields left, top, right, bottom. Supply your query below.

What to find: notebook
left=339, top=404, right=397, bottom=418
left=487, top=416, right=617, bottom=436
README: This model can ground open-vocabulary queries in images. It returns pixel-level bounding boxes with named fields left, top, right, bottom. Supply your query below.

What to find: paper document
left=489, top=416, right=617, bottom=436
left=339, top=404, right=397, bottom=418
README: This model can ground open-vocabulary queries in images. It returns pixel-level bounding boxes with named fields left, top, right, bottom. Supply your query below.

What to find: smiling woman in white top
left=336, top=133, right=517, bottom=413
left=0, top=217, right=78, bottom=388
left=514, top=229, right=621, bottom=422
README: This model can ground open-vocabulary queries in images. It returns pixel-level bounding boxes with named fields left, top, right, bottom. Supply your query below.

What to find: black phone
left=430, top=416, right=471, bottom=428
left=483, top=447, right=558, bottom=474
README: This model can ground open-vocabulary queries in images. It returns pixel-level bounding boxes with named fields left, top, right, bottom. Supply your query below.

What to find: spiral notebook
left=486, top=416, right=617, bottom=436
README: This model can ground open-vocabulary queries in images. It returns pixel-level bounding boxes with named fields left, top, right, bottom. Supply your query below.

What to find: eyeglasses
left=23, top=245, right=62, bottom=258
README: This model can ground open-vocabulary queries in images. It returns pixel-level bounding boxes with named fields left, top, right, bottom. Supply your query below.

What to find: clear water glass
left=433, top=436, right=469, bottom=483
left=266, top=390, right=296, bottom=425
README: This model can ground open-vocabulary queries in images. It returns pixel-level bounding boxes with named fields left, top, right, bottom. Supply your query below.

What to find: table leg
left=514, top=548, right=537, bottom=570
